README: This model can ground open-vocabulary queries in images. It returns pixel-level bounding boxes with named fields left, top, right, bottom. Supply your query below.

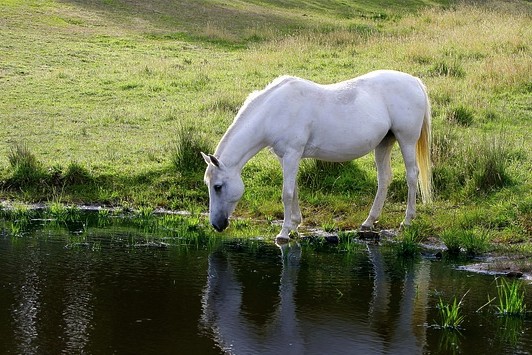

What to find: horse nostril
left=222, top=218, right=229, bottom=230
left=212, top=218, right=229, bottom=232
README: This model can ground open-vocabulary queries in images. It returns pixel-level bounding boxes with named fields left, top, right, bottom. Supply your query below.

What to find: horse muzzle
left=211, top=217, right=229, bottom=232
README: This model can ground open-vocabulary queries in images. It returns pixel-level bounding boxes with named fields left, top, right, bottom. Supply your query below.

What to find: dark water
left=0, top=217, right=531, bottom=354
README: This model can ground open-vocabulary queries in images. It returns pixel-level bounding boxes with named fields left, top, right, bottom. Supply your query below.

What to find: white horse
left=202, top=70, right=432, bottom=240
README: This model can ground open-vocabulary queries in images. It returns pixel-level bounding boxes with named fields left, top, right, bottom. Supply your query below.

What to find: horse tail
left=416, top=79, right=433, bottom=204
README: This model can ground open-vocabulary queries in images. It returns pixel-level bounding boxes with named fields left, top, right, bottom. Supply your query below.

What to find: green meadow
left=1, top=0, right=530, bottom=248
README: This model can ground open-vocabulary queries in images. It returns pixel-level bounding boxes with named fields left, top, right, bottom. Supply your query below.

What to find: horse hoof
left=399, top=221, right=410, bottom=230
left=275, top=234, right=291, bottom=242
left=359, top=224, right=373, bottom=232
left=275, top=236, right=290, bottom=245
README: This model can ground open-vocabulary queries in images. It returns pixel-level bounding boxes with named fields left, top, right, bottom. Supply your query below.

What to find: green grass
left=0, top=0, right=531, bottom=246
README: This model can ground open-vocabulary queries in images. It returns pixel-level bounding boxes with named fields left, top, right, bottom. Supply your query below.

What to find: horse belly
left=304, top=121, right=388, bottom=162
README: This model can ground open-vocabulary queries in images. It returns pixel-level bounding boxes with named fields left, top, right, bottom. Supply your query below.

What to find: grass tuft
left=432, top=130, right=516, bottom=198
left=7, top=144, right=45, bottom=186
left=440, top=229, right=462, bottom=255
left=64, top=161, right=93, bottom=185
left=462, top=228, right=491, bottom=256
left=429, top=59, right=465, bottom=78
left=395, top=222, right=426, bottom=257
left=439, top=227, right=491, bottom=256
left=171, top=122, right=213, bottom=174
left=446, top=105, right=474, bottom=126
left=338, top=230, right=363, bottom=254
left=470, top=139, right=513, bottom=193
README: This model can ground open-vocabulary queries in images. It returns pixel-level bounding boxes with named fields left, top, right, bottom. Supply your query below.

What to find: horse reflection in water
left=200, top=242, right=430, bottom=354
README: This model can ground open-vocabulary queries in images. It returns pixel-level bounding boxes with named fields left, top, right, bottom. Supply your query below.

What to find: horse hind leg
left=361, top=135, right=395, bottom=230
left=398, top=141, right=419, bottom=227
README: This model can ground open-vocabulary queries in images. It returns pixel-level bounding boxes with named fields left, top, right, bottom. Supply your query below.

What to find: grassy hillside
left=0, top=0, right=530, bottom=244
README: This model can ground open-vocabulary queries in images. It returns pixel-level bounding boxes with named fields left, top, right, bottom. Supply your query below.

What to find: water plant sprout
left=437, top=291, right=469, bottom=329
left=495, top=277, right=527, bottom=316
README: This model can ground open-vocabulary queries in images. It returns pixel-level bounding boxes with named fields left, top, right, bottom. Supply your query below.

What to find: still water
left=0, top=216, right=530, bottom=354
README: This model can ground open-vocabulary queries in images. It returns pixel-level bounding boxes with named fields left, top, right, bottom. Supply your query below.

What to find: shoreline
left=2, top=200, right=531, bottom=280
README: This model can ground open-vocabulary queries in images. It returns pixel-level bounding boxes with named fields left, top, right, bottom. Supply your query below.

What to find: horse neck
left=214, top=119, right=266, bottom=171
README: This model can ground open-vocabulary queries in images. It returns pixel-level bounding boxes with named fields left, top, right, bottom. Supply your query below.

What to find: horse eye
left=213, top=184, right=223, bottom=192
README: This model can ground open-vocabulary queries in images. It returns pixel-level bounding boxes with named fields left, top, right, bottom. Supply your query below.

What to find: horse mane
left=238, top=75, right=298, bottom=117
left=214, top=75, right=299, bottom=156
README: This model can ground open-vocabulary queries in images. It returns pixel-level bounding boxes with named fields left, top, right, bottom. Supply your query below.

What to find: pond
left=0, top=212, right=530, bottom=354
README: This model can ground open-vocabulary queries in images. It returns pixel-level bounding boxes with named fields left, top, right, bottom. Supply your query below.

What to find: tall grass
left=432, top=130, right=516, bottom=198
left=7, top=143, right=45, bottom=186
left=171, top=122, right=213, bottom=175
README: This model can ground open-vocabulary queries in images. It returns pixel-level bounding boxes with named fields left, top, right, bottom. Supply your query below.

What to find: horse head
left=201, top=152, right=244, bottom=232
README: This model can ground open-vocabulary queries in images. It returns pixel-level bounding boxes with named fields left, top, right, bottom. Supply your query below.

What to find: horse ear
left=201, top=152, right=212, bottom=165
left=201, top=152, right=223, bottom=168
left=208, top=154, right=221, bottom=168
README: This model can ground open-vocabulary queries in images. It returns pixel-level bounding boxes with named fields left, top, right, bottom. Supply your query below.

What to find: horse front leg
left=277, top=153, right=302, bottom=241
left=291, top=180, right=303, bottom=227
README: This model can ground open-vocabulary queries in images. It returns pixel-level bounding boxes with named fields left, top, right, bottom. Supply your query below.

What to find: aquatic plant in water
left=495, top=278, right=527, bottom=316
left=437, top=291, right=468, bottom=329
left=338, top=230, right=362, bottom=254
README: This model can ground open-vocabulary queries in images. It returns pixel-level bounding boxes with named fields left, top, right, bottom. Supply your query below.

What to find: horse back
left=263, top=70, right=427, bottom=161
